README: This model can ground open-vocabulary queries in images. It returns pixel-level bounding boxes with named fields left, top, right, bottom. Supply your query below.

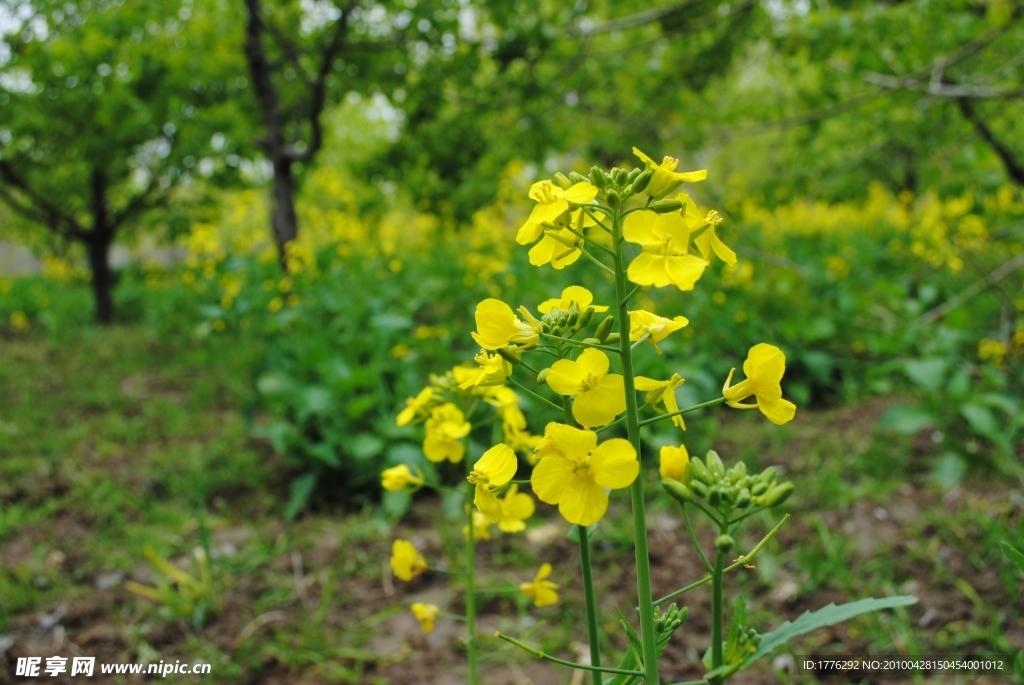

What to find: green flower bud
left=541, top=321, right=551, bottom=334
left=567, top=310, right=579, bottom=327
left=715, top=534, right=736, bottom=552
left=706, top=450, right=725, bottom=478
left=537, top=368, right=550, bottom=384
left=582, top=337, right=601, bottom=345
left=689, top=480, right=708, bottom=498
left=552, top=172, right=573, bottom=190
left=589, top=167, right=609, bottom=189
left=629, top=169, right=652, bottom=195
left=557, top=314, right=568, bottom=328
left=735, top=488, right=751, bottom=509
left=759, top=466, right=777, bottom=484
left=751, top=481, right=768, bottom=496
left=708, top=487, right=722, bottom=507
left=690, top=457, right=711, bottom=484
left=595, top=315, right=615, bottom=342
left=626, top=168, right=640, bottom=184
left=662, top=477, right=694, bottom=504
left=604, top=332, right=620, bottom=344
left=577, top=307, right=595, bottom=329
left=650, top=199, right=684, bottom=214
left=611, top=167, right=628, bottom=186
left=762, top=482, right=794, bottom=507
left=605, top=189, right=622, bottom=209
left=551, top=325, right=562, bottom=337
left=569, top=171, right=589, bottom=184
left=731, top=461, right=747, bottom=480
left=496, top=347, right=522, bottom=365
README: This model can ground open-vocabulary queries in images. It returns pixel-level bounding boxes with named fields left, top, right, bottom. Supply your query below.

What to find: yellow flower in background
left=634, top=374, right=686, bottom=429
left=722, top=343, right=797, bottom=425
left=546, top=349, right=626, bottom=428
left=497, top=484, right=535, bottom=533
left=629, top=310, right=689, bottom=354
left=530, top=424, right=638, bottom=526
left=391, top=539, right=427, bottom=581
left=538, top=285, right=609, bottom=314
left=692, top=207, right=737, bottom=266
left=622, top=207, right=708, bottom=291
left=517, top=180, right=598, bottom=245
left=520, top=563, right=559, bottom=607
left=633, top=147, right=707, bottom=199
left=381, top=464, right=425, bottom=492
left=458, top=350, right=512, bottom=389
left=467, top=444, right=518, bottom=521
left=9, top=311, right=29, bottom=333
left=423, top=403, right=471, bottom=463
left=659, top=444, right=690, bottom=481
left=471, top=299, right=540, bottom=350
left=397, top=388, right=434, bottom=426
left=464, top=510, right=492, bottom=540
left=411, top=603, right=439, bottom=633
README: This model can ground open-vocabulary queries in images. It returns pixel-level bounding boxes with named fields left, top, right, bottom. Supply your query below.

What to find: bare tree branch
left=0, top=160, right=85, bottom=239
left=957, top=98, right=1024, bottom=184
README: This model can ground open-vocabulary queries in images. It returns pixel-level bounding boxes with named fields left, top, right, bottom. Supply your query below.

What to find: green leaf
left=567, top=524, right=598, bottom=543
left=960, top=403, right=1000, bottom=439
left=904, top=358, right=947, bottom=391
left=349, top=433, right=385, bottom=460
left=1002, top=541, right=1024, bottom=574
left=931, top=452, right=966, bottom=489
left=284, top=472, right=318, bottom=521
left=878, top=405, right=933, bottom=434
left=741, top=596, right=917, bottom=667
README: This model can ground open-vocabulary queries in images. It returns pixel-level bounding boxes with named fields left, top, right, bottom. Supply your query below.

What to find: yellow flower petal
left=572, top=374, right=625, bottom=428
left=474, top=483, right=504, bottom=520
left=473, top=443, right=518, bottom=486
left=759, top=397, right=797, bottom=425
left=531, top=455, right=574, bottom=504
left=663, top=254, right=708, bottom=290
left=546, top=359, right=590, bottom=396
left=659, top=444, right=690, bottom=481
left=558, top=476, right=609, bottom=526
left=589, top=438, right=639, bottom=489
left=575, top=348, right=610, bottom=377
left=544, top=423, right=598, bottom=461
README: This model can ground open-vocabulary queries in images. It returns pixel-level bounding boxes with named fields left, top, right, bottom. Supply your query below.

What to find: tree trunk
left=86, top=236, right=115, bottom=325
left=271, top=155, right=299, bottom=264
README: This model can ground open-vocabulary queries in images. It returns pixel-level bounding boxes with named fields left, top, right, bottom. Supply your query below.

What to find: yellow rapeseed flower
left=496, top=484, right=535, bottom=533
left=538, top=285, right=609, bottom=314
left=659, top=444, right=690, bottom=481
left=692, top=207, right=737, bottom=266
left=634, top=374, right=686, bottom=429
left=622, top=203, right=708, bottom=290
left=423, top=403, right=471, bottom=463
left=458, top=349, right=513, bottom=389
left=390, top=539, right=427, bottom=581
left=517, top=180, right=598, bottom=246
left=633, top=147, right=707, bottom=199
left=722, top=343, right=797, bottom=425
left=397, top=387, right=434, bottom=426
left=467, top=444, right=518, bottom=521
left=525, top=208, right=603, bottom=270
left=520, top=563, right=559, bottom=607
left=546, top=349, right=626, bottom=428
left=471, top=299, right=540, bottom=350
left=381, top=464, right=425, bottom=492
left=628, top=310, right=689, bottom=354
left=530, top=423, right=638, bottom=525
left=411, top=603, right=439, bottom=632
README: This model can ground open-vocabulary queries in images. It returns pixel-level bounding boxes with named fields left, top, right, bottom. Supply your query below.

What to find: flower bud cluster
left=583, top=165, right=651, bottom=206
left=662, top=450, right=794, bottom=516
left=538, top=302, right=593, bottom=338
left=653, top=603, right=688, bottom=635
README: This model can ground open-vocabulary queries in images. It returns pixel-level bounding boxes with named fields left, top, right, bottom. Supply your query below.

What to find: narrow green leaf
left=742, top=596, right=917, bottom=667
left=1002, top=541, right=1024, bottom=574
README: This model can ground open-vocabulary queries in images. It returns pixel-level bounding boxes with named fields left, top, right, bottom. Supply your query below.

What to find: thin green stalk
left=564, top=392, right=603, bottom=685
left=637, top=397, right=726, bottom=427
left=464, top=459, right=479, bottom=685
left=630, top=332, right=651, bottom=351
left=540, top=332, right=619, bottom=354
left=710, top=544, right=725, bottom=683
left=581, top=205, right=613, bottom=233
left=654, top=514, right=789, bottom=607
left=579, top=245, right=616, bottom=275
left=497, top=633, right=643, bottom=677
left=611, top=203, right=660, bottom=685
left=620, top=283, right=642, bottom=306
left=563, top=224, right=617, bottom=257
left=506, top=376, right=563, bottom=412
left=683, top=505, right=714, bottom=573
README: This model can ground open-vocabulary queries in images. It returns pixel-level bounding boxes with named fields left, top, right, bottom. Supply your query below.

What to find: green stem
left=620, top=283, right=642, bottom=306
left=506, top=376, right=563, bottom=412
left=630, top=332, right=651, bottom=352
left=497, top=633, right=643, bottom=677
left=581, top=205, right=613, bottom=233
left=711, top=544, right=725, bottom=683
left=539, top=332, right=619, bottom=354
left=611, top=204, right=660, bottom=685
left=653, top=514, right=789, bottom=607
left=578, top=526, right=603, bottom=685
left=637, top=397, right=726, bottom=427
left=683, top=505, right=713, bottom=573
left=464, top=459, right=479, bottom=685
left=579, top=246, right=616, bottom=275
left=563, top=224, right=617, bottom=257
